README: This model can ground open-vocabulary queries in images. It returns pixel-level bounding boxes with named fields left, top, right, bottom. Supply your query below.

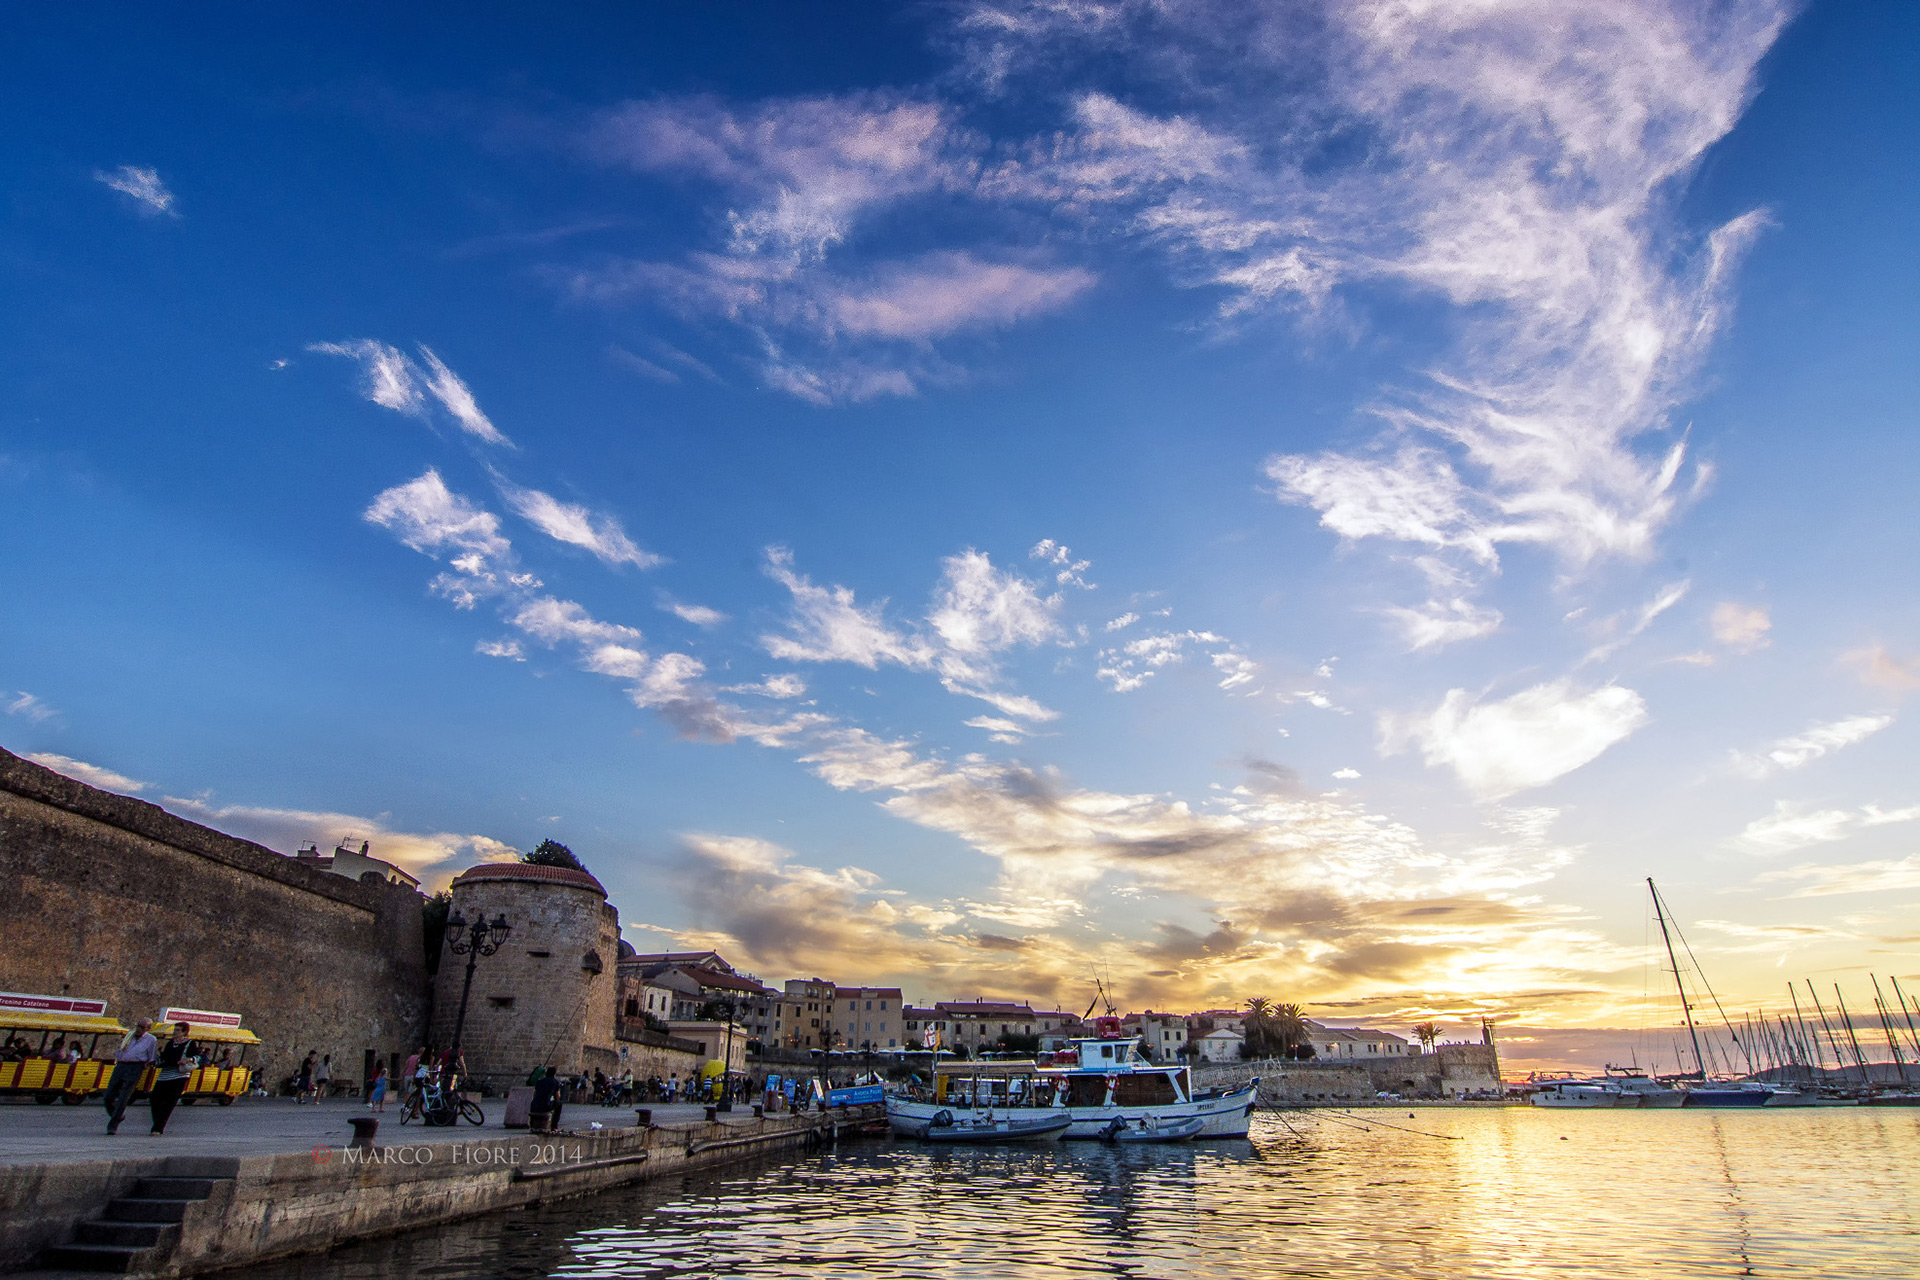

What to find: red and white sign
left=0, top=991, right=108, bottom=1016
left=158, top=1007, right=242, bottom=1027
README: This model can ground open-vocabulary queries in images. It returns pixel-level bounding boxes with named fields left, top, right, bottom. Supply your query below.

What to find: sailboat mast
left=1649, top=878, right=1707, bottom=1078
left=1870, top=977, right=1911, bottom=1087
left=1789, top=984, right=1821, bottom=1083
left=1834, top=986, right=1874, bottom=1087
left=1807, top=983, right=1847, bottom=1086
left=1889, top=976, right=1920, bottom=1062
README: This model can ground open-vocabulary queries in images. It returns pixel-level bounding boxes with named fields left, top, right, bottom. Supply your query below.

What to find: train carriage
left=0, top=991, right=128, bottom=1104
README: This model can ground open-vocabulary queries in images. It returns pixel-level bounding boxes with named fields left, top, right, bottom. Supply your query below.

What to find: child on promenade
left=368, top=1063, right=389, bottom=1112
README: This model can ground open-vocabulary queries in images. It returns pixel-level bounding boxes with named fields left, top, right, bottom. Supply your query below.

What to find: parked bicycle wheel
left=427, top=1102, right=457, bottom=1126
left=459, top=1098, right=484, bottom=1125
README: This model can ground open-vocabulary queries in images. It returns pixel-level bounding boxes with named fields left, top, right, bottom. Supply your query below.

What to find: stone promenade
left=0, top=1096, right=756, bottom=1166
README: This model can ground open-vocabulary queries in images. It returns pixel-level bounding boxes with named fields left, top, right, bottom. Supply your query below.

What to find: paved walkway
left=0, top=1097, right=777, bottom=1165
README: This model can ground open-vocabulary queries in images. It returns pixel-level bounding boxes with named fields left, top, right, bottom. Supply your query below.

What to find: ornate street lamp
left=717, top=995, right=738, bottom=1112
left=445, top=910, right=511, bottom=1072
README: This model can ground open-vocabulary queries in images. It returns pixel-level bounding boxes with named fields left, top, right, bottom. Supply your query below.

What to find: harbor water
left=222, top=1108, right=1919, bottom=1279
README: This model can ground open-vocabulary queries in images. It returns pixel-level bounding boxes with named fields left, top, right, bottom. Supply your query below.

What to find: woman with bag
left=149, top=1022, right=199, bottom=1135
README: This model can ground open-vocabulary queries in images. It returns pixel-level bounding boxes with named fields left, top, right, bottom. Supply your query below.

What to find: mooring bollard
left=635, top=1107, right=652, bottom=1127
left=348, top=1117, right=378, bottom=1150
left=704, top=1105, right=718, bottom=1122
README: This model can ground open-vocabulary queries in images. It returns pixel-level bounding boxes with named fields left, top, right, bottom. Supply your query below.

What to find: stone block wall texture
left=429, top=868, right=621, bottom=1088
left=0, top=747, right=429, bottom=1089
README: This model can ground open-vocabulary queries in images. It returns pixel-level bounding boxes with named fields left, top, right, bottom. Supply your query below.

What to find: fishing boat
left=915, top=1110, right=1071, bottom=1143
left=1101, top=1115, right=1206, bottom=1142
left=887, top=1019, right=1257, bottom=1140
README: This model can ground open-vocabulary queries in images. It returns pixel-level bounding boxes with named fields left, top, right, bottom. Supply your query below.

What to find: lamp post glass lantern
left=445, top=910, right=510, bottom=1075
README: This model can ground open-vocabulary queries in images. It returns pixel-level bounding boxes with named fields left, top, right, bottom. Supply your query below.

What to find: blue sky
left=5, top=1, right=1918, bottom=1068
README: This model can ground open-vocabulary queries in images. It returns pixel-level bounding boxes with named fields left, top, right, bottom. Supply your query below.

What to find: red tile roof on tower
left=450, top=862, right=606, bottom=895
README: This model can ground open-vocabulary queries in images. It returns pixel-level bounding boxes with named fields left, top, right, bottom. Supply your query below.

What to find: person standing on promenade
left=296, top=1051, right=317, bottom=1103
left=530, top=1065, right=563, bottom=1133
left=314, top=1053, right=332, bottom=1099
left=104, top=1018, right=157, bottom=1135
left=368, top=1062, right=389, bottom=1112
left=148, top=1022, right=199, bottom=1135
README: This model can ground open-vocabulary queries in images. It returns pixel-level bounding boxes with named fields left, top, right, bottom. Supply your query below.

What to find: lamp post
left=717, top=996, right=737, bottom=1112
left=444, top=909, right=511, bottom=1075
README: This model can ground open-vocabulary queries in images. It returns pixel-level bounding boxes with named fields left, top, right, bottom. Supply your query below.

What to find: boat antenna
left=1870, top=976, right=1912, bottom=1088
left=1649, top=879, right=1707, bottom=1078
left=1788, top=984, right=1820, bottom=1083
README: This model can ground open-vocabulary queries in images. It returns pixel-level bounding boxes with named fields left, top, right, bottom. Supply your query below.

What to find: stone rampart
left=0, top=746, right=428, bottom=1088
left=1195, top=1043, right=1503, bottom=1101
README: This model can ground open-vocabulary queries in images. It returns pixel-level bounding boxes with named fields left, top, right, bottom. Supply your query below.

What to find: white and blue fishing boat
left=886, top=1020, right=1257, bottom=1140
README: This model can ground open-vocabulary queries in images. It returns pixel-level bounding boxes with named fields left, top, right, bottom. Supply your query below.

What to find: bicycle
left=398, top=1076, right=484, bottom=1126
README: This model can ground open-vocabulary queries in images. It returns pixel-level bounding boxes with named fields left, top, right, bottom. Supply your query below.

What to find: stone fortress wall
left=0, top=747, right=428, bottom=1087
left=1195, top=1043, right=1504, bottom=1102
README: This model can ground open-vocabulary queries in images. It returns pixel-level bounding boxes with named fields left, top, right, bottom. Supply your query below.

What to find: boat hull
left=887, top=1082, right=1257, bottom=1140
left=1682, top=1088, right=1773, bottom=1108
left=1530, top=1092, right=1616, bottom=1108
left=917, top=1115, right=1071, bottom=1143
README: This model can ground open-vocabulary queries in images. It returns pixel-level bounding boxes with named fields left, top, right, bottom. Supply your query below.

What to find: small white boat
left=916, top=1111, right=1071, bottom=1143
left=1102, top=1115, right=1206, bottom=1143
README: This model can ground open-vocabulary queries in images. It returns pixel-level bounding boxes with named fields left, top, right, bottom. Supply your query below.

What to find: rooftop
left=450, top=862, right=606, bottom=895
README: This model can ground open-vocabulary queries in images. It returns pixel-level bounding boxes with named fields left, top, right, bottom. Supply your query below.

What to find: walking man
left=104, top=1018, right=157, bottom=1135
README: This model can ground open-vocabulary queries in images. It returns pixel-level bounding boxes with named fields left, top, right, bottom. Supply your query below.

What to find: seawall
left=1, top=1107, right=878, bottom=1278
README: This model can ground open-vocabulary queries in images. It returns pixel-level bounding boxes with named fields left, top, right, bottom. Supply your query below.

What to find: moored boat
left=887, top=1022, right=1257, bottom=1140
left=1530, top=1081, right=1617, bottom=1109
left=1102, top=1115, right=1206, bottom=1143
left=916, top=1111, right=1071, bottom=1142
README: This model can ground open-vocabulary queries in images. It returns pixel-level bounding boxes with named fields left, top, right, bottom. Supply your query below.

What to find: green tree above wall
left=522, top=839, right=588, bottom=873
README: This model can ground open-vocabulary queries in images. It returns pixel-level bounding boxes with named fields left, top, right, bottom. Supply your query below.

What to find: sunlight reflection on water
left=229, top=1109, right=1920, bottom=1280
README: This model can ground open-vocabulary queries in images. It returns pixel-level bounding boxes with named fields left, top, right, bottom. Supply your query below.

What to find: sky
left=4, top=1, right=1918, bottom=1072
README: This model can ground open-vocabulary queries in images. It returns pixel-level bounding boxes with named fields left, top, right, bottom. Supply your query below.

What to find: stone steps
left=39, top=1174, right=229, bottom=1273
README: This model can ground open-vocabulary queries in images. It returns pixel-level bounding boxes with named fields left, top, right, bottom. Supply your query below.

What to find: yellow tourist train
left=0, top=994, right=260, bottom=1105
left=0, top=991, right=127, bottom=1104
left=142, top=1006, right=262, bottom=1105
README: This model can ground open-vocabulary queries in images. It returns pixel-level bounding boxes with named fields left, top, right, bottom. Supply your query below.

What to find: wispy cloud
left=5, top=692, right=56, bottom=723
left=1383, top=680, right=1649, bottom=801
left=310, top=341, right=513, bottom=446
left=1734, top=799, right=1920, bottom=855
left=1843, top=644, right=1920, bottom=692
left=1712, top=601, right=1772, bottom=652
left=1731, top=714, right=1893, bottom=779
left=1758, top=856, right=1920, bottom=899
left=495, top=478, right=662, bottom=569
left=94, top=165, right=176, bottom=215
left=660, top=596, right=728, bottom=627
left=760, top=545, right=1064, bottom=721
left=24, top=752, right=147, bottom=793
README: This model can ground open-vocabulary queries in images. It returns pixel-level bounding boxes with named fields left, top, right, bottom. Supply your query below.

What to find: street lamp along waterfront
left=444, top=909, right=511, bottom=1076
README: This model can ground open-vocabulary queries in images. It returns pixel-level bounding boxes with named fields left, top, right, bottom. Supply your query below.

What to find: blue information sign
left=827, top=1084, right=884, bottom=1106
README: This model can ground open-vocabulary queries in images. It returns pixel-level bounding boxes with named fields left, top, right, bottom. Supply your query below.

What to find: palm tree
left=1244, top=996, right=1275, bottom=1057
left=1412, top=1021, right=1440, bottom=1054
left=1271, top=1003, right=1310, bottom=1057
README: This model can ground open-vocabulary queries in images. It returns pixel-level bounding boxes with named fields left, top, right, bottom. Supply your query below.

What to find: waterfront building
left=936, top=999, right=1039, bottom=1052
left=1305, top=1020, right=1411, bottom=1059
left=1126, top=1011, right=1189, bottom=1061
left=1196, top=1027, right=1245, bottom=1062
left=902, top=1006, right=948, bottom=1048
left=623, top=950, right=736, bottom=974
left=838, top=987, right=905, bottom=1051
left=292, top=839, right=420, bottom=890
left=664, top=1019, right=749, bottom=1075
left=775, top=978, right=836, bottom=1049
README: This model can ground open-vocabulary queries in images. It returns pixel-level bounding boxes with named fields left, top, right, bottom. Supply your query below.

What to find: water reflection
left=227, top=1110, right=1920, bottom=1280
